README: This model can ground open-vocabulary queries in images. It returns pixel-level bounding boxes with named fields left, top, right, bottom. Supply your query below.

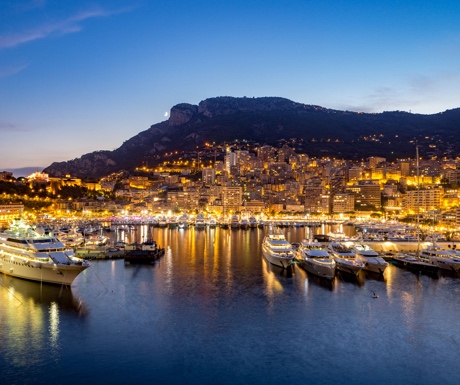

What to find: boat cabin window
left=31, top=239, right=54, bottom=244
left=7, top=238, right=28, bottom=245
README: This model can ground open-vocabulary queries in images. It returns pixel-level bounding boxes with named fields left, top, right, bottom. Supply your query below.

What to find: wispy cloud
left=0, top=6, right=131, bottom=49
left=334, top=72, right=460, bottom=114
left=0, top=64, right=29, bottom=78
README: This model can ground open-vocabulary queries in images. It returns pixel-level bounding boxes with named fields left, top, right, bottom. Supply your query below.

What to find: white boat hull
left=297, top=258, right=335, bottom=280
left=433, top=257, right=460, bottom=272
left=358, top=256, right=388, bottom=274
left=333, top=257, right=363, bottom=275
left=0, top=256, right=89, bottom=285
left=262, top=247, right=293, bottom=268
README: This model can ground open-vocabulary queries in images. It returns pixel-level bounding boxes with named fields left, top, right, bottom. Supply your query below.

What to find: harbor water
left=1, top=225, right=460, bottom=385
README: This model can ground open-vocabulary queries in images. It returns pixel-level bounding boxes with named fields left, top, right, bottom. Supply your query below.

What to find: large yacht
left=0, top=219, right=90, bottom=285
left=177, top=213, right=190, bottom=229
left=352, top=242, right=388, bottom=274
left=194, top=213, right=206, bottom=229
left=249, top=215, right=258, bottom=228
left=328, top=242, right=364, bottom=276
left=418, top=243, right=460, bottom=272
left=158, top=215, right=168, bottom=228
left=59, top=233, right=84, bottom=248
left=208, top=216, right=217, bottom=228
left=167, top=216, right=178, bottom=229
left=261, top=227, right=295, bottom=268
left=392, top=252, right=439, bottom=274
left=230, top=215, right=240, bottom=229
left=295, top=238, right=336, bottom=280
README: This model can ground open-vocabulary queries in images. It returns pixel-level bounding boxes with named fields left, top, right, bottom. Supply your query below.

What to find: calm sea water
left=1, top=226, right=460, bottom=385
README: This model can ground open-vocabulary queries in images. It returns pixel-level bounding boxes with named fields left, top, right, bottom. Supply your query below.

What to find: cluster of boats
left=261, top=227, right=460, bottom=280
left=112, top=214, right=346, bottom=230
left=153, top=213, right=263, bottom=229
left=0, top=219, right=90, bottom=285
left=0, top=219, right=165, bottom=285
left=2, top=216, right=460, bottom=287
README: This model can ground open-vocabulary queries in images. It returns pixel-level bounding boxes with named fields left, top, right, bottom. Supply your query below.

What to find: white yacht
left=194, top=213, right=206, bottom=229
left=261, top=227, right=295, bottom=268
left=177, top=213, right=190, bottom=229
left=230, top=215, right=240, bottom=229
left=208, top=216, right=217, bottom=228
left=59, top=233, right=84, bottom=248
left=84, top=234, right=108, bottom=246
left=327, top=231, right=350, bottom=241
left=352, top=243, right=388, bottom=274
left=328, top=242, right=364, bottom=276
left=0, top=219, right=90, bottom=285
left=167, top=216, right=178, bottom=229
left=295, top=238, right=336, bottom=280
left=158, top=216, right=167, bottom=228
left=392, top=252, right=439, bottom=274
left=418, top=243, right=460, bottom=272
left=249, top=216, right=258, bottom=228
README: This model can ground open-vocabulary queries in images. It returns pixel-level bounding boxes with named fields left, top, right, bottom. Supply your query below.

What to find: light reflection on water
left=1, top=226, right=460, bottom=385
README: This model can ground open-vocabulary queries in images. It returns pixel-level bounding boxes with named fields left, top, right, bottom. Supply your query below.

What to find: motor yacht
left=261, top=227, right=295, bottom=268
left=158, top=216, right=167, bottom=228
left=208, top=216, right=217, bottom=228
left=177, top=213, right=190, bottom=229
left=249, top=216, right=258, bottom=228
left=327, top=231, right=350, bottom=242
left=230, top=215, right=240, bottom=229
left=0, top=219, right=90, bottom=285
left=328, top=242, right=364, bottom=276
left=167, top=216, right=178, bottom=229
left=352, top=243, right=388, bottom=274
left=392, top=252, right=439, bottom=274
left=418, top=243, right=460, bottom=272
left=194, top=213, right=206, bottom=229
left=59, top=233, right=85, bottom=248
left=295, top=238, right=336, bottom=280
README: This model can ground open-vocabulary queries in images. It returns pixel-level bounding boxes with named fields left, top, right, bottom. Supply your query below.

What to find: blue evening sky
left=1, top=0, right=460, bottom=171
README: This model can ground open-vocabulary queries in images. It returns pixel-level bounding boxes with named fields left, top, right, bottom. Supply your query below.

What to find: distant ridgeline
left=43, top=96, right=460, bottom=178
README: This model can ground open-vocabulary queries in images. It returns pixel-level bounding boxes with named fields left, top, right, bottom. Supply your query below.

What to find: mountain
left=43, top=96, right=460, bottom=178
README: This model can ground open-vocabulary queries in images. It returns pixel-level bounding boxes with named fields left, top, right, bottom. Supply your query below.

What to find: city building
left=332, top=193, right=355, bottom=213
left=0, top=202, right=24, bottom=224
left=403, top=188, right=442, bottom=213
left=202, top=168, right=216, bottom=185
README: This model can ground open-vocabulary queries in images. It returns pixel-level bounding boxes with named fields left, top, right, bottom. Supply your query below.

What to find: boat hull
left=357, top=256, right=388, bottom=274
left=262, top=246, right=293, bottom=269
left=297, top=258, right=335, bottom=280
left=433, top=258, right=460, bottom=272
left=392, top=257, right=439, bottom=274
left=334, top=258, right=363, bottom=275
left=0, top=257, right=89, bottom=285
left=124, top=248, right=165, bottom=264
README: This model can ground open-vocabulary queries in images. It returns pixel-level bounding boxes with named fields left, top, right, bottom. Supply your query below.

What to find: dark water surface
left=1, top=226, right=460, bottom=385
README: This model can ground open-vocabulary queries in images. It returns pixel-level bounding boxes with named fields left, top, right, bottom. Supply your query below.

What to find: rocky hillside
left=43, top=96, right=460, bottom=178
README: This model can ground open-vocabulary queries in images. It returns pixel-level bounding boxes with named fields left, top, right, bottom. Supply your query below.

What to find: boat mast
left=415, top=141, right=420, bottom=254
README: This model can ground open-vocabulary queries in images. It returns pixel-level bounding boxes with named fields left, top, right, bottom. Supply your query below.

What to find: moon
left=164, top=111, right=169, bottom=117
